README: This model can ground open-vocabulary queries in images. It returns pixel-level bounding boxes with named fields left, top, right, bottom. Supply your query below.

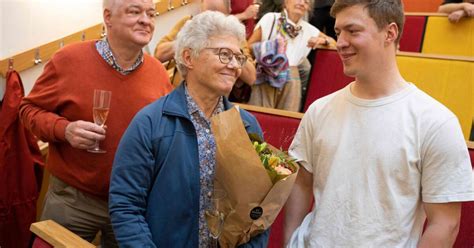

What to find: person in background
left=248, top=0, right=335, bottom=112
left=154, top=0, right=257, bottom=89
left=284, top=0, right=474, bottom=247
left=231, top=0, right=260, bottom=39
left=19, top=0, right=172, bottom=246
left=309, top=0, right=336, bottom=39
left=109, top=11, right=269, bottom=247
left=438, top=0, right=474, bottom=23
left=257, top=0, right=284, bottom=20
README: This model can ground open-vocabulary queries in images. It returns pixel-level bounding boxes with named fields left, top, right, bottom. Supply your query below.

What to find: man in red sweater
left=19, top=0, right=172, bottom=246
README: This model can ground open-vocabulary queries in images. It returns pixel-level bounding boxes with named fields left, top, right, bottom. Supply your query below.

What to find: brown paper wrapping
left=210, top=107, right=299, bottom=248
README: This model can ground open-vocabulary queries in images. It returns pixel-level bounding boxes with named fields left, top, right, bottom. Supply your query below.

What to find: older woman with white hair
left=109, top=11, right=269, bottom=248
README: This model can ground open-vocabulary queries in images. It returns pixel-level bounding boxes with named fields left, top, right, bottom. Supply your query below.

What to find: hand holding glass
left=88, top=89, right=111, bottom=153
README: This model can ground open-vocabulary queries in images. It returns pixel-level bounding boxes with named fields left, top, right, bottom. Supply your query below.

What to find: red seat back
left=250, top=111, right=301, bottom=151
left=304, top=49, right=353, bottom=111
left=32, top=236, right=53, bottom=248
left=454, top=147, right=474, bottom=247
left=399, top=15, right=427, bottom=52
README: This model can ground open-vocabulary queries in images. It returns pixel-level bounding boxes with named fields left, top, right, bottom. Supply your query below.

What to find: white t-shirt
left=256, top=11, right=320, bottom=66
left=288, top=83, right=474, bottom=247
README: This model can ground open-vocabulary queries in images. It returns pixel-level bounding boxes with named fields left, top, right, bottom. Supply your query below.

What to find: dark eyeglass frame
left=203, top=47, right=248, bottom=67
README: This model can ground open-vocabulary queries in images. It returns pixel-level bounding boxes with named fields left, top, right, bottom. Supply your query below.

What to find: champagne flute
left=205, top=189, right=226, bottom=248
left=87, top=89, right=112, bottom=153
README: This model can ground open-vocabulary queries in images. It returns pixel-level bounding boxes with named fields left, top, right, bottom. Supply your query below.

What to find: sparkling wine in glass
left=205, top=189, right=227, bottom=248
left=88, top=89, right=111, bottom=153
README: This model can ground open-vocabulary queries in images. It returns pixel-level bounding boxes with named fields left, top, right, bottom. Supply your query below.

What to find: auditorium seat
left=397, top=52, right=474, bottom=139
left=31, top=236, right=53, bottom=248
left=240, top=104, right=302, bottom=151
left=422, top=16, right=474, bottom=57
left=399, top=15, right=427, bottom=52
left=454, top=144, right=474, bottom=248
left=304, top=49, right=353, bottom=111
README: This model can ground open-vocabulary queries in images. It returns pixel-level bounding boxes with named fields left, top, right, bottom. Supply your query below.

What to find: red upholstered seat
left=304, top=49, right=353, bottom=111
left=31, top=236, right=53, bottom=248
left=399, top=15, right=427, bottom=52
left=250, top=111, right=301, bottom=151
left=454, top=147, right=474, bottom=247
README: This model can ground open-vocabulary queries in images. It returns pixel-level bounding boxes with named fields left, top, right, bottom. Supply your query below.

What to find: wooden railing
left=0, top=0, right=195, bottom=78
left=468, top=141, right=474, bottom=150
left=30, top=220, right=95, bottom=248
left=397, top=51, right=474, bottom=62
left=236, top=103, right=304, bottom=119
left=405, top=12, right=447, bottom=16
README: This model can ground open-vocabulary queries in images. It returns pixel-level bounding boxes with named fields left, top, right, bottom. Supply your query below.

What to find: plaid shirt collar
left=95, top=39, right=144, bottom=75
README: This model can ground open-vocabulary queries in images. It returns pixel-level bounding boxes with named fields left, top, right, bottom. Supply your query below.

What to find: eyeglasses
left=204, top=47, right=248, bottom=67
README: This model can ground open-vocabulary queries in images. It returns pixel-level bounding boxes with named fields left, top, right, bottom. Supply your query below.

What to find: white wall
left=0, top=0, right=199, bottom=99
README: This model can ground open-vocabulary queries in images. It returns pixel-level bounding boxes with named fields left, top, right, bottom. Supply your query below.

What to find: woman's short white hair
left=174, top=11, right=246, bottom=78
left=284, top=0, right=315, bottom=16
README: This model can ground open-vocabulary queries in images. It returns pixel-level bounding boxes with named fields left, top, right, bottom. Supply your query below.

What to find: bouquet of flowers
left=210, top=107, right=299, bottom=248
left=250, top=134, right=297, bottom=184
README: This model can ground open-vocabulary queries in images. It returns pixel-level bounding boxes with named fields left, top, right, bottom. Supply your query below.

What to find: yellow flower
left=268, top=156, right=281, bottom=168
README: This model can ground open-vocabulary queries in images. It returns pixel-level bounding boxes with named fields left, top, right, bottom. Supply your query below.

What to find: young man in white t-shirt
left=283, top=0, right=474, bottom=247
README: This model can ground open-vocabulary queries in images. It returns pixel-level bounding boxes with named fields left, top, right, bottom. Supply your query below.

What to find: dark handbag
left=229, top=79, right=252, bottom=103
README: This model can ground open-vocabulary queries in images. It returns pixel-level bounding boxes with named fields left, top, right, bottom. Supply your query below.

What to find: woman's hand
left=307, top=34, right=336, bottom=49
left=236, top=4, right=260, bottom=21
left=448, top=9, right=466, bottom=22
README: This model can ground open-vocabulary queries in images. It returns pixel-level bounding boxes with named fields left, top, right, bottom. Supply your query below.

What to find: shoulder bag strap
left=268, top=14, right=277, bottom=40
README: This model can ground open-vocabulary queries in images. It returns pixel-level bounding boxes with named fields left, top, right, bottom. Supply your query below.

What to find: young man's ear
left=385, top=22, right=399, bottom=45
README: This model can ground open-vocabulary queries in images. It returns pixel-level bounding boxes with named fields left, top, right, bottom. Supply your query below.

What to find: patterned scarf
left=278, top=11, right=302, bottom=39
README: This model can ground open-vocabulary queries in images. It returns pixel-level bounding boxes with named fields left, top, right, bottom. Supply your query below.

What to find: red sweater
left=20, top=41, right=173, bottom=199
left=231, top=0, right=256, bottom=39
